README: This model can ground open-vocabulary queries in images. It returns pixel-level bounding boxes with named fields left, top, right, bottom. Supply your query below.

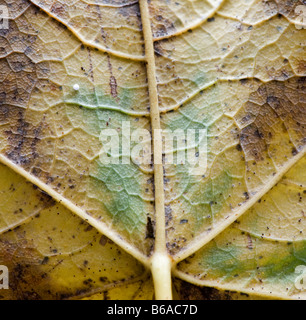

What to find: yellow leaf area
left=0, top=0, right=305, bottom=299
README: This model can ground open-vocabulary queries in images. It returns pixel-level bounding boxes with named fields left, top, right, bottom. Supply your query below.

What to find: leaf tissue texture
left=0, top=0, right=305, bottom=300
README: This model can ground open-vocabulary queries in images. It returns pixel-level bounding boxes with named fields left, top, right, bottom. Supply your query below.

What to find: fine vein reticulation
left=0, top=0, right=305, bottom=300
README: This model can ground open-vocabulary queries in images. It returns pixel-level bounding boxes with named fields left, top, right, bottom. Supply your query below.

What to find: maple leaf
left=0, top=0, right=305, bottom=300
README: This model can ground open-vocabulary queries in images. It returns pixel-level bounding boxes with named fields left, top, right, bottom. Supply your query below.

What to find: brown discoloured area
left=295, top=60, right=306, bottom=75
left=0, top=7, right=54, bottom=173
left=0, top=4, right=87, bottom=201
left=240, top=124, right=267, bottom=161
left=276, top=0, right=306, bottom=18
left=0, top=52, right=39, bottom=106
left=4, top=108, right=43, bottom=167
left=1, top=105, right=56, bottom=186
left=0, top=211, right=126, bottom=300
left=148, top=2, right=176, bottom=38
left=0, top=240, right=45, bottom=300
left=0, top=239, right=99, bottom=300
left=50, top=1, right=69, bottom=20
left=238, top=77, right=306, bottom=161
left=0, top=230, right=64, bottom=300
left=0, top=180, right=57, bottom=299
left=174, top=278, right=235, bottom=300
left=254, top=0, right=306, bottom=21
left=118, top=1, right=141, bottom=18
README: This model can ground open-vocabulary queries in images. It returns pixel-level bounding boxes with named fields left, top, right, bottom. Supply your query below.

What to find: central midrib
left=139, top=0, right=173, bottom=300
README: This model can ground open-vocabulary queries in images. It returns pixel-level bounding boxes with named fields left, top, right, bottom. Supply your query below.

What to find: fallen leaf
left=0, top=0, right=305, bottom=300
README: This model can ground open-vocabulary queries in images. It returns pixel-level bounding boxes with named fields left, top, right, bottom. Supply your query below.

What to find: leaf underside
left=0, top=0, right=305, bottom=300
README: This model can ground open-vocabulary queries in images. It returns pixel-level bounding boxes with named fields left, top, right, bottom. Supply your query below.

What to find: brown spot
left=99, top=235, right=108, bottom=246
left=244, top=192, right=250, bottom=200
left=99, top=276, right=108, bottom=283
left=236, top=144, right=243, bottom=151
left=84, top=225, right=93, bottom=232
left=145, top=216, right=155, bottom=239
left=238, top=77, right=306, bottom=161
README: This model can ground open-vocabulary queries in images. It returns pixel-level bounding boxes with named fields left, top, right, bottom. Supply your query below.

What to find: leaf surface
left=0, top=0, right=305, bottom=299
left=175, top=156, right=306, bottom=299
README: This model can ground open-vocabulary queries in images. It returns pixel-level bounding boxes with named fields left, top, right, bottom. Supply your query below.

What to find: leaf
left=176, top=157, right=306, bottom=299
left=0, top=162, right=153, bottom=299
left=0, top=0, right=305, bottom=300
